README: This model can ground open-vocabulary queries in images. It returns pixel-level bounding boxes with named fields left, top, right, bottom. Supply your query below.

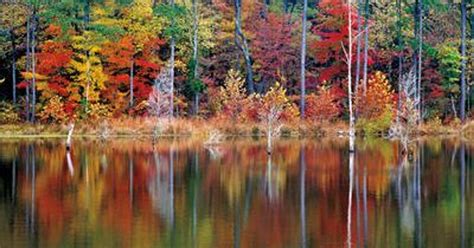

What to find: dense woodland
left=0, top=0, right=473, bottom=133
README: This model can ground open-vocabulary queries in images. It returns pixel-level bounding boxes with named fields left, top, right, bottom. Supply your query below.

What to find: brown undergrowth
left=0, top=117, right=471, bottom=138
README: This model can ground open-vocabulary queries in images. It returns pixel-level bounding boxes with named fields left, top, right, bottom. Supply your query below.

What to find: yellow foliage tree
left=356, top=71, right=394, bottom=119
left=217, top=69, right=248, bottom=121
left=356, top=71, right=395, bottom=134
left=37, top=95, right=68, bottom=123
left=120, top=0, right=163, bottom=50
left=67, top=31, right=108, bottom=115
left=256, top=82, right=299, bottom=153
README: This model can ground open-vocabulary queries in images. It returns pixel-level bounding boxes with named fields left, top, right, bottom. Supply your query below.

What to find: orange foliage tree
left=356, top=71, right=395, bottom=119
left=355, top=71, right=395, bottom=133
left=305, top=84, right=341, bottom=122
left=216, top=69, right=250, bottom=122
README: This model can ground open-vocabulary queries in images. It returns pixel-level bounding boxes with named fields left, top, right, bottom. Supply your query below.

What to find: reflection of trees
left=347, top=143, right=354, bottom=247
left=1, top=138, right=473, bottom=247
left=27, top=144, right=36, bottom=244
left=300, top=145, right=306, bottom=248
left=148, top=146, right=174, bottom=227
left=459, top=144, right=466, bottom=248
left=264, top=154, right=285, bottom=202
left=394, top=141, right=423, bottom=246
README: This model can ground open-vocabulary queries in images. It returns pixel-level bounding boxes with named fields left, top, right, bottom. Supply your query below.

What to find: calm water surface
left=0, top=138, right=473, bottom=247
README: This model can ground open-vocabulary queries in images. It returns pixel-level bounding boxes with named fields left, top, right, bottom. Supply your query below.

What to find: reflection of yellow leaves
left=76, top=153, right=106, bottom=225
left=221, top=167, right=244, bottom=205
left=197, top=218, right=214, bottom=247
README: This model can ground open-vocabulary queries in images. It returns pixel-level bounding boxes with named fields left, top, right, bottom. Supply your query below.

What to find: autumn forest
left=1, top=1, right=474, bottom=247
left=0, top=0, right=472, bottom=137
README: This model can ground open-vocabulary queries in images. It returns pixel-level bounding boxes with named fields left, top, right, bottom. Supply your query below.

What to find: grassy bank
left=0, top=118, right=345, bottom=138
left=1, top=117, right=473, bottom=139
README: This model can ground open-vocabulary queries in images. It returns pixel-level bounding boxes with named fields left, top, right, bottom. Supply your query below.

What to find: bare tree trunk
left=348, top=0, right=355, bottom=152
left=166, top=0, right=176, bottom=118
left=130, top=60, right=134, bottom=107
left=470, top=8, right=474, bottom=114
left=10, top=29, right=17, bottom=105
left=300, top=0, right=307, bottom=118
left=355, top=0, right=362, bottom=91
left=396, top=0, right=403, bottom=125
left=31, top=11, right=37, bottom=123
left=66, top=123, right=75, bottom=150
left=460, top=0, right=467, bottom=122
left=417, top=0, right=423, bottom=122
left=192, top=0, right=199, bottom=115
left=170, top=39, right=175, bottom=118
left=412, top=0, right=418, bottom=84
left=26, top=15, right=31, bottom=121
left=362, top=0, right=369, bottom=95
left=451, top=96, right=459, bottom=119
left=234, top=0, right=255, bottom=94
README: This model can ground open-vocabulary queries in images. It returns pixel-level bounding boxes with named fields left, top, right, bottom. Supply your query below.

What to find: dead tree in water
left=148, top=67, right=173, bottom=119
left=66, top=123, right=75, bottom=151
left=148, top=67, right=174, bottom=143
left=391, top=67, right=419, bottom=156
left=261, top=106, right=283, bottom=155
left=342, top=0, right=355, bottom=153
left=258, top=84, right=289, bottom=155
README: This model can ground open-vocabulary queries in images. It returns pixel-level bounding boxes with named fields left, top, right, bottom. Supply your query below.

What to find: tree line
left=0, top=0, right=472, bottom=129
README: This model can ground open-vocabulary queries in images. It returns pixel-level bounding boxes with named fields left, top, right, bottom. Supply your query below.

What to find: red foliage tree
left=102, top=36, right=164, bottom=115
left=249, top=12, right=298, bottom=91
left=18, top=24, right=74, bottom=116
left=310, top=0, right=367, bottom=88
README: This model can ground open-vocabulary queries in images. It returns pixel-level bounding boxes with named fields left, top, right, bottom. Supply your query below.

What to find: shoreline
left=1, top=117, right=473, bottom=139
left=0, top=127, right=470, bottom=140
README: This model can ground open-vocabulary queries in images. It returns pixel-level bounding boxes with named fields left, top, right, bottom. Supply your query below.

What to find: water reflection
left=0, top=138, right=472, bottom=247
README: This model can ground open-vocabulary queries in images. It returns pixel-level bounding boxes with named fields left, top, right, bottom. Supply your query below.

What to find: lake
left=0, top=138, right=472, bottom=247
